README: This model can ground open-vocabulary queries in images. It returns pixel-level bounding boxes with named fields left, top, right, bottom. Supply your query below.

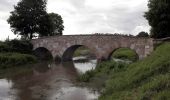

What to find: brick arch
left=33, top=47, right=53, bottom=60
left=107, top=47, right=139, bottom=60
left=61, top=44, right=98, bottom=61
left=31, top=35, right=154, bottom=61
left=105, top=43, right=146, bottom=60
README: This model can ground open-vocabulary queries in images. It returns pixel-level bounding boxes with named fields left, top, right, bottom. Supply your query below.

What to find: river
left=0, top=57, right=99, bottom=100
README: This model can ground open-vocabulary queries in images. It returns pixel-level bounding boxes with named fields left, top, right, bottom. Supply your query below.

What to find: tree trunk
left=30, top=33, right=33, bottom=40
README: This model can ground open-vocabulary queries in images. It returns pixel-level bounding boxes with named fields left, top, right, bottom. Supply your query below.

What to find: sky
left=0, top=0, right=150, bottom=40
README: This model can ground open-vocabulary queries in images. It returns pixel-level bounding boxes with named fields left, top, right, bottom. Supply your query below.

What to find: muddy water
left=0, top=58, right=99, bottom=100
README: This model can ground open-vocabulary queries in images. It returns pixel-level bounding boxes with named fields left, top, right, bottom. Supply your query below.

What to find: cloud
left=47, top=0, right=150, bottom=35
left=0, top=0, right=150, bottom=40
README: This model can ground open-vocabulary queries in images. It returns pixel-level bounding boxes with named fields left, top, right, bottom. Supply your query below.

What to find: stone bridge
left=31, top=35, right=154, bottom=61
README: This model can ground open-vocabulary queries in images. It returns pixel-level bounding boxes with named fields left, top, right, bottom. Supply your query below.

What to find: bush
left=0, top=39, right=33, bottom=54
left=6, top=39, right=33, bottom=54
left=0, top=53, right=37, bottom=68
left=112, top=48, right=138, bottom=61
left=0, top=42, right=10, bottom=52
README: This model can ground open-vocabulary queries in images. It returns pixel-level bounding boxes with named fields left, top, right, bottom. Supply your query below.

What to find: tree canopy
left=7, top=0, right=64, bottom=40
left=145, top=0, right=170, bottom=38
left=48, top=13, right=64, bottom=36
left=136, top=31, right=149, bottom=37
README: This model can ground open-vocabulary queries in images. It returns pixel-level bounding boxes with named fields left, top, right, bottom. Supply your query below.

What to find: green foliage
left=0, top=53, right=37, bottom=68
left=99, top=42, right=170, bottom=100
left=78, top=61, right=127, bottom=82
left=112, top=48, right=138, bottom=61
left=7, top=0, right=64, bottom=39
left=79, top=42, right=170, bottom=100
left=145, top=0, right=170, bottom=38
left=74, top=46, right=91, bottom=57
left=0, top=42, right=10, bottom=52
left=0, top=40, right=33, bottom=54
left=136, top=31, right=149, bottom=37
left=48, top=13, right=64, bottom=36
left=77, top=70, right=95, bottom=82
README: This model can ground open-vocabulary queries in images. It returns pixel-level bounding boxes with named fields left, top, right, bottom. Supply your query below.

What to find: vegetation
left=111, top=48, right=138, bottom=61
left=145, top=0, right=170, bottom=38
left=73, top=46, right=96, bottom=60
left=48, top=13, right=64, bottom=36
left=136, top=31, right=149, bottom=37
left=73, top=46, right=91, bottom=57
left=0, top=40, right=37, bottom=68
left=7, top=0, right=64, bottom=40
left=0, top=53, right=37, bottom=68
left=79, top=42, right=170, bottom=100
left=0, top=39, right=33, bottom=54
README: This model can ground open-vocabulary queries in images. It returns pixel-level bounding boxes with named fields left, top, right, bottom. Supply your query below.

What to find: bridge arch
left=62, top=45, right=97, bottom=62
left=108, top=47, right=139, bottom=61
left=33, top=47, right=53, bottom=60
left=31, top=35, right=154, bottom=61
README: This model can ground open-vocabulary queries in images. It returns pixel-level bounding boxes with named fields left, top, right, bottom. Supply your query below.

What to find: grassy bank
left=0, top=53, right=37, bottom=68
left=79, top=42, right=170, bottom=100
left=0, top=40, right=38, bottom=68
left=73, top=46, right=96, bottom=58
left=112, top=48, right=138, bottom=61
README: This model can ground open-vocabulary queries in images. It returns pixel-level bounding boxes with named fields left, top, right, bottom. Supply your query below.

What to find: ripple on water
left=49, top=86, right=99, bottom=100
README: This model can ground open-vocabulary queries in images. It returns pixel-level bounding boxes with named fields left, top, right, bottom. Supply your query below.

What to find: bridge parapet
left=31, top=35, right=154, bottom=61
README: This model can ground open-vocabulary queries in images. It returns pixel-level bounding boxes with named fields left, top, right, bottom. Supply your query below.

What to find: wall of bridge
left=31, top=35, right=154, bottom=61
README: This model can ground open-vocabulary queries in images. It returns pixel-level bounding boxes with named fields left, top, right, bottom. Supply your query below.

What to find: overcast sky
left=0, top=0, right=150, bottom=40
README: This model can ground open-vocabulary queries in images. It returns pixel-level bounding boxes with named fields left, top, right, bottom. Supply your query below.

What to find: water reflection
left=0, top=57, right=98, bottom=100
left=0, top=79, right=16, bottom=100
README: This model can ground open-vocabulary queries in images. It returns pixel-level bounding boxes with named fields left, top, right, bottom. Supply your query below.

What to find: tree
left=145, top=0, right=170, bottom=38
left=136, top=31, right=149, bottom=37
left=7, top=0, right=52, bottom=40
left=48, top=13, right=64, bottom=36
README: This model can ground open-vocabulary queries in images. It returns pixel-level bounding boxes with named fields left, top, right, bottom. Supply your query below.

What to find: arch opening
left=62, top=45, right=96, bottom=62
left=108, top=48, right=139, bottom=62
left=62, top=45, right=97, bottom=74
left=33, top=47, right=53, bottom=60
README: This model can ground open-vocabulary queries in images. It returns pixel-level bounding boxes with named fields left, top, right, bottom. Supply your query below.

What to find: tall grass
left=112, top=48, right=138, bottom=61
left=79, top=42, right=170, bottom=100
left=100, top=42, right=170, bottom=100
left=0, top=53, right=37, bottom=68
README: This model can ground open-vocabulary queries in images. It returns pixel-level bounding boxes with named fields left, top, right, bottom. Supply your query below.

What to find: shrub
left=0, top=53, right=37, bottom=68
left=6, top=39, right=33, bottom=54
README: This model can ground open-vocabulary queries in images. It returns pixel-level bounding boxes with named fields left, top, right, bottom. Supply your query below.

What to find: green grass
left=112, top=48, right=138, bottom=61
left=73, top=46, right=91, bottom=57
left=0, top=53, right=37, bottom=68
left=79, top=42, right=170, bottom=100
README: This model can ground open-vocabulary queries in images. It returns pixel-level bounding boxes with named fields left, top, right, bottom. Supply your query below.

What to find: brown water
left=0, top=58, right=99, bottom=100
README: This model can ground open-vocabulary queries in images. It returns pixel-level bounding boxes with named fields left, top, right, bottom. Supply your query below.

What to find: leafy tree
left=136, top=31, right=149, bottom=37
left=7, top=0, right=52, bottom=40
left=48, top=13, right=64, bottom=36
left=145, top=0, right=170, bottom=38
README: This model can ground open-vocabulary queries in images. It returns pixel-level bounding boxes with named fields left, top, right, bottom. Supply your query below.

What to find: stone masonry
left=31, top=35, right=154, bottom=61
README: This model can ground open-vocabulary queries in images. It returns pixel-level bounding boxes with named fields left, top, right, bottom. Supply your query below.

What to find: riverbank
left=78, top=42, right=170, bottom=100
left=0, top=40, right=37, bottom=68
left=0, top=53, right=37, bottom=68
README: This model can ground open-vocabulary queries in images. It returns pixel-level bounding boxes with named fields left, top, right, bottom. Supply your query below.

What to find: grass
left=0, top=53, right=37, bottom=68
left=112, top=48, right=138, bottom=61
left=79, top=42, right=170, bottom=100
left=73, top=46, right=93, bottom=57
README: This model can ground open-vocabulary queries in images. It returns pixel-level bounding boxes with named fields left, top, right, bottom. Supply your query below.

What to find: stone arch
left=62, top=45, right=97, bottom=62
left=107, top=47, right=139, bottom=61
left=33, top=47, right=53, bottom=60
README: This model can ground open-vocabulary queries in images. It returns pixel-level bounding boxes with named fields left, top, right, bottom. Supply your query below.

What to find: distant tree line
left=7, top=0, right=64, bottom=40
